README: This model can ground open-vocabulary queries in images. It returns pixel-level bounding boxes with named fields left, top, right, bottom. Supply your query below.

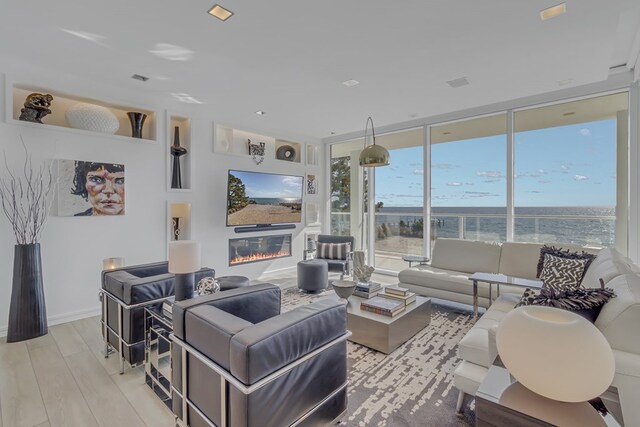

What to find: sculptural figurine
left=19, top=93, right=54, bottom=123
left=354, top=264, right=375, bottom=284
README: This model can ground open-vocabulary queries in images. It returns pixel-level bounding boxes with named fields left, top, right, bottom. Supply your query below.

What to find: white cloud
left=574, top=175, right=588, bottom=181
left=446, top=182, right=462, bottom=187
left=464, top=191, right=499, bottom=198
left=432, top=163, right=455, bottom=169
left=476, top=171, right=503, bottom=178
left=538, top=180, right=552, bottom=184
left=579, top=128, right=591, bottom=137
left=560, top=165, right=569, bottom=171
left=413, top=169, right=424, bottom=175
left=527, top=190, right=543, bottom=194
left=538, top=169, right=546, bottom=174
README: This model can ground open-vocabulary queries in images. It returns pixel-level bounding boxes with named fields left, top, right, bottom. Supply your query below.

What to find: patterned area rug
left=280, top=287, right=476, bottom=426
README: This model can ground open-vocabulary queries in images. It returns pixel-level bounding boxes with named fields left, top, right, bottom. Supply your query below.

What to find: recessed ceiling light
left=446, top=77, right=469, bottom=88
left=132, top=74, right=149, bottom=82
left=558, top=78, right=573, bottom=86
left=330, top=131, right=336, bottom=135
left=562, top=111, right=576, bottom=116
left=342, top=79, right=360, bottom=87
left=255, top=111, right=266, bottom=116
left=540, top=3, right=566, bottom=21
left=208, top=4, right=234, bottom=21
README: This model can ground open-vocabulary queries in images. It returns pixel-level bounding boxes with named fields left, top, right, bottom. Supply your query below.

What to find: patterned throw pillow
left=515, top=287, right=540, bottom=307
left=536, top=245, right=596, bottom=279
left=317, top=242, right=351, bottom=260
left=539, top=253, right=588, bottom=291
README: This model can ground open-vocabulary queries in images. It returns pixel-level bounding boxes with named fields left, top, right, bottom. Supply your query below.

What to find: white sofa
left=449, top=246, right=640, bottom=426
left=398, top=238, right=598, bottom=308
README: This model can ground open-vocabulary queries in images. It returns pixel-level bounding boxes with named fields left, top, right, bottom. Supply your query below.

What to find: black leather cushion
left=173, top=284, right=280, bottom=340
left=185, top=305, right=253, bottom=370
left=324, top=259, right=349, bottom=273
left=230, top=299, right=347, bottom=385
left=217, top=275, right=250, bottom=290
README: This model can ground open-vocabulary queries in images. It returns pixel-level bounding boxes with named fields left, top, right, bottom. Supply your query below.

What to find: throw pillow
left=317, top=242, right=351, bottom=260
left=515, top=286, right=615, bottom=323
left=536, top=245, right=596, bottom=278
left=515, top=287, right=540, bottom=308
left=539, top=253, right=588, bottom=291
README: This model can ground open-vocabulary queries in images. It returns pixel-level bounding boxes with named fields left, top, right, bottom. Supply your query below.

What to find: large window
left=430, top=114, right=507, bottom=246
left=514, top=93, right=628, bottom=251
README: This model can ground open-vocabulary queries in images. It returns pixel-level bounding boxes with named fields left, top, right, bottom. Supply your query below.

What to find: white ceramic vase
left=66, top=103, right=119, bottom=134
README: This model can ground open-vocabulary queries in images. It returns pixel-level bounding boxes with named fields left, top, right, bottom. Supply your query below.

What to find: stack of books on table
left=379, top=285, right=416, bottom=306
left=162, top=301, right=173, bottom=319
left=353, top=282, right=382, bottom=299
left=360, top=296, right=405, bottom=317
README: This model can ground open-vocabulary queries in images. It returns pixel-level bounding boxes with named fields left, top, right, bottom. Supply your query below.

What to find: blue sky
left=375, top=119, right=616, bottom=207
left=230, top=170, right=303, bottom=199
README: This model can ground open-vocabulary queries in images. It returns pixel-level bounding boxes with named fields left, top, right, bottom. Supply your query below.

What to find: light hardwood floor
left=0, top=271, right=399, bottom=427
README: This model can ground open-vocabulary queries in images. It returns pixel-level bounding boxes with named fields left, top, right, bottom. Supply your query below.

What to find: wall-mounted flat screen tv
left=226, top=170, right=303, bottom=226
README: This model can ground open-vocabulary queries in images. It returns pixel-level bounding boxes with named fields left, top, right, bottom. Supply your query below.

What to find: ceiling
left=1, top=0, right=639, bottom=142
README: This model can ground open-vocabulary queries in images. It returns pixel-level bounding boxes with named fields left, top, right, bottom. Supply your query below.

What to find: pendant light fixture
left=359, top=117, right=390, bottom=167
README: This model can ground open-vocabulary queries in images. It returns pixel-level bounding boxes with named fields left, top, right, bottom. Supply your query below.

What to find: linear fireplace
left=229, top=234, right=292, bottom=266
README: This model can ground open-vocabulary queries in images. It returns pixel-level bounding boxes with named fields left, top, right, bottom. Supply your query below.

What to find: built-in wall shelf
left=166, top=201, right=193, bottom=254
left=166, top=112, right=193, bottom=192
left=213, top=123, right=305, bottom=164
left=7, top=82, right=158, bottom=144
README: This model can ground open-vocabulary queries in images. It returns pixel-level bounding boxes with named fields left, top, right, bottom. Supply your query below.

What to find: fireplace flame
left=230, top=250, right=290, bottom=265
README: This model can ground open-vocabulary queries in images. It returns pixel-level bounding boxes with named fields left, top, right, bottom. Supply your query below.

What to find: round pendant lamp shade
left=168, top=241, right=201, bottom=274
left=496, top=306, right=615, bottom=403
left=359, top=143, right=390, bottom=167
left=358, top=116, right=390, bottom=167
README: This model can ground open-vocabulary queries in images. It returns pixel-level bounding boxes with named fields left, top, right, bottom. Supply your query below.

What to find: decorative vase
left=66, top=103, right=119, bottom=134
left=127, top=112, right=147, bottom=138
left=7, top=243, right=48, bottom=342
left=171, top=126, right=187, bottom=189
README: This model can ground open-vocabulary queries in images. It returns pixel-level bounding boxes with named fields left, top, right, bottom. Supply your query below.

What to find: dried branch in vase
left=0, top=140, right=56, bottom=244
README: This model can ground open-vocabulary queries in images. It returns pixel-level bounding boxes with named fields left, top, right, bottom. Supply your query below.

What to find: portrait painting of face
left=57, top=159, right=125, bottom=217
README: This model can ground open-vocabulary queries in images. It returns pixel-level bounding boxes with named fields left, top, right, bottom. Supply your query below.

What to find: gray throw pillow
left=539, top=253, right=588, bottom=291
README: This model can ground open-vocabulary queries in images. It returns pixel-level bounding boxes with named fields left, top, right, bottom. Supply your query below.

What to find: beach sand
left=228, top=204, right=301, bottom=225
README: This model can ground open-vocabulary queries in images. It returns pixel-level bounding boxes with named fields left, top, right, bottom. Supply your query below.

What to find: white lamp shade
left=168, top=241, right=201, bottom=274
left=496, top=306, right=615, bottom=403
left=171, top=203, right=190, bottom=218
left=103, top=257, right=125, bottom=270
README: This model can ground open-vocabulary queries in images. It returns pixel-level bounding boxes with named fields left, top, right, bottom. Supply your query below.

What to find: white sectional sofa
left=398, top=238, right=598, bottom=308
left=415, top=241, right=640, bottom=426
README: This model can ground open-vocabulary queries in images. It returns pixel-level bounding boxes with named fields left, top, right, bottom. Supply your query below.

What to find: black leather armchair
left=171, top=284, right=349, bottom=427
left=100, top=261, right=215, bottom=372
left=313, top=234, right=355, bottom=279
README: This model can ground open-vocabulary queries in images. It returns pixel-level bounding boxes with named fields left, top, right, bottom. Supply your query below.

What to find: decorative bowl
left=332, top=280, right=356, bottom=300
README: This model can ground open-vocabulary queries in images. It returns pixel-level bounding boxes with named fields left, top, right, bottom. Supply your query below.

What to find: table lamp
left=103, top=257, right=125, bottom=271
left=496, top=305, right=615, bottom=403
left=168, top=240, right=201, bottom=301
left=171, top=203, right=190, bottom=241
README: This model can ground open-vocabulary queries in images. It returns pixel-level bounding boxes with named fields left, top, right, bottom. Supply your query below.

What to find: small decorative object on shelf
left=307, top=174, right=317, bottom=194
left=19, top=93, right=54, bottom=123
left=248, top=139, right=266, bottom=165
left=196, top=276, right=220, bottom=295
left=171, top=203, right=189, bottom=240
left=276, top=144, right=296, bottom=161
left=66, top=103, right=119, bottom=134
left=170, top=126, right=187, bottom=188
left=127, top=111, right=147, bottom=138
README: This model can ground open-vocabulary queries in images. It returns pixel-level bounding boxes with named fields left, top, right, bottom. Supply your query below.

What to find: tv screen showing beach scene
left=226, top=170, right=303, bottom=226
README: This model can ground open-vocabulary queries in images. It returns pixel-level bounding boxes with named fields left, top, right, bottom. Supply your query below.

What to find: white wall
left=0, top=62, right=323, bottom=335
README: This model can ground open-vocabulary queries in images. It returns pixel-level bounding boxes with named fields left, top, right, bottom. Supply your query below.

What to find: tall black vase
left=7, top=243, right=48, bottom=342
left=171, top=126, right=187, bottom=189
left=127, top=112, right=147, bottom=138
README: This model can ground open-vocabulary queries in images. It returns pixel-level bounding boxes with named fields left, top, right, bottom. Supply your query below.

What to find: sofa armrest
left=173, top=284, right=280, bottom=340
left=184, top=304, right=253, bottom=371
left=102, top=270, right=175, bottom=305
left=488, top=325, right=498, bottom=365
left=229, top=299, right=347, bottom=385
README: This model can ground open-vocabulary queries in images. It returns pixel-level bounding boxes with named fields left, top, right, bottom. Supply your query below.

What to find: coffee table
left=476, top=364, right=620, bottom=426
left=332, top=293, right=431, bottom=354
left=469, top=273, right=543, bottom=318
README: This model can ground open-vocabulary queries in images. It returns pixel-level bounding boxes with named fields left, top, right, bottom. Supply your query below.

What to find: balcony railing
left=331, top=211, right=615, bottom=251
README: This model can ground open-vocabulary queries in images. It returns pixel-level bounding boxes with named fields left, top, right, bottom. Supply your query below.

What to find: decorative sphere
left=66, top=103, right=119, bottom=134
left=196, top=276, right=220, bottom=296
left=496, top=306, right=615, bottom=403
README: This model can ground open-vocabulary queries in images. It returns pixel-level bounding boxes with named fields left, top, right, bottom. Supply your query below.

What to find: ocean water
left=251, top=197, right=302, bottom=205
left=333, top=206, right=616, bottom=247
